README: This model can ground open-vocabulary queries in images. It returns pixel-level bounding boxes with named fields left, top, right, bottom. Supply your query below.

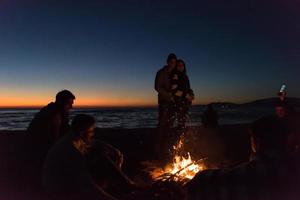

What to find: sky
left=0, top=0, right=299, bottom=107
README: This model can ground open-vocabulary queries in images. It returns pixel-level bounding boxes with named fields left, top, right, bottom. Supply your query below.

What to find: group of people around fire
left=25, top=53, right=300, bottom=199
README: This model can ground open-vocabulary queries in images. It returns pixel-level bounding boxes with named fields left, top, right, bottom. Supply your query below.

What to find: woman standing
left=170, top=59, right=195, bottom=130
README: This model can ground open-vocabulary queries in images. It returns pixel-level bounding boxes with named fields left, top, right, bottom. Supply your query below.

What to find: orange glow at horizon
left=0, top=87, right=158, bottom=107
left=0, top=94, right=248, bottom=108
left=0, top=88, right=248, bottom=108
left=0, top=96, right=158, bottom=108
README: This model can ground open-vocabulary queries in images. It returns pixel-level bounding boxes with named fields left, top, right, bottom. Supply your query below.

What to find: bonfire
left=149, top=134, right=206, bottom=184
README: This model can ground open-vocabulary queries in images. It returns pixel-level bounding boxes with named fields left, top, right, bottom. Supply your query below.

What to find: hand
left=168, top=93, right=175, bottom=102
left=186, top=94, right=194, bottom=101
left=171, top=84, right=178, bottom=90
left=173, top=74, right=179, bottom=80
left=175, top=90, right=183, bottom=97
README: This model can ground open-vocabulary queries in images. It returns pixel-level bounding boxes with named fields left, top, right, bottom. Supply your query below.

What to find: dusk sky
left=0, top=0, right=299, bottom=107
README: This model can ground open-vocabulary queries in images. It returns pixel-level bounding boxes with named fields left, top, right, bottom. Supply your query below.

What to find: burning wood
left=148, top=134, right=206, bottom=184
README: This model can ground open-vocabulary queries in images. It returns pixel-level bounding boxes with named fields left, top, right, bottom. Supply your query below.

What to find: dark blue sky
left=0, top=0, right=299, bottom=106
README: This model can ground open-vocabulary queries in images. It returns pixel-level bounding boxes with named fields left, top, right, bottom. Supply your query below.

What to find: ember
left=149, top=134, right=206, bottom=184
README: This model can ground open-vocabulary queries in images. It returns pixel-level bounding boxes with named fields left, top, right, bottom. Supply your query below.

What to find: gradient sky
left=0, top=0, right=299, bottom=107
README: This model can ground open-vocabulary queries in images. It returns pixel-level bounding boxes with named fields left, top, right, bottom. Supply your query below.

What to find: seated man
left=185, top=116, right=300, bottom=200
left=43, top=114, right=117, bottom=200
left=28, top=90, right=75, bottom=151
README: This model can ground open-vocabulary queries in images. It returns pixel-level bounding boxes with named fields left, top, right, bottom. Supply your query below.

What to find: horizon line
left=0, top=96, right=297, bottom=109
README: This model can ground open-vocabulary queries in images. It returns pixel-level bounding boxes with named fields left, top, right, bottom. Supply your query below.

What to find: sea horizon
left=0, top=105, right=279, bottom=131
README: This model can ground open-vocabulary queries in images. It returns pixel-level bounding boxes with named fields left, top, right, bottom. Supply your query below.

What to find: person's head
left=278, top=91, right=287, bottom=102
left=55, top=90, right=75, bottom=112
left=166, top=53, right=177, bottom=70
left=176, top=59, right=187, bottom=74
left=250, top=116, right=289, bottom=155
left=71, top=114, right=96, bottom=145
left=274, top=100, right=295, bottom=119
left=275, top=100, right=289, bottom=118
left=275, top=106, right=286, bottom=119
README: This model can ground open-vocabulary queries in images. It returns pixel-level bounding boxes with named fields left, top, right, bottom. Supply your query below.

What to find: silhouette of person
left=201, top=104, right=218, bottom=128
left=185, top=116, right=300, bottom=200
left=170, top=59, right=194, bottom=130
left=27, top=90, right=75, bottom=151
left=154, top=53, right=177, bottom=159
left=275, top=92, right=300, bottom=152
left=25, top=90, right=75, bottom=189
left=43, top=114, right=118, bottom=200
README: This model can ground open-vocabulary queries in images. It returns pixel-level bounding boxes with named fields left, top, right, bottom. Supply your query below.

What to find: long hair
left=176, top=59, right=187, bottom=74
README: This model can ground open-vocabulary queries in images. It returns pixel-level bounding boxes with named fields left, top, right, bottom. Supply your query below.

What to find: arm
left=103, top=144, right=136, bottom=187
left=155, top=70, right=172, bottom=101
left=186, top=77, right=195, bottom=101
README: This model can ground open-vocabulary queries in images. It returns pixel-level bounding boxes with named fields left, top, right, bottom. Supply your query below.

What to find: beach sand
left=0, top=124, right=251, bottom=199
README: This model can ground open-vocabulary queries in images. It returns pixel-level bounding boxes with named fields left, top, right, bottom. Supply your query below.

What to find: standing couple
left=154, top=53, right=194, bottom=159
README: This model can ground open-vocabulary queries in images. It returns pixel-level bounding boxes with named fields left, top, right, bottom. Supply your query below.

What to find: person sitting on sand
left=185, top=116, right=300, bottom=200
left=201, top=104, right=218, bottom=128
left=170, top=59, right=194, bottom=130
left=27, top=90, right=75, bottom=151
left=43, top=114, right=118, bottom=200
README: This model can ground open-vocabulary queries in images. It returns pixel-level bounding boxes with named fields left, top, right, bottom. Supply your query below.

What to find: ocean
left=0, top=106, right=277, bottom=130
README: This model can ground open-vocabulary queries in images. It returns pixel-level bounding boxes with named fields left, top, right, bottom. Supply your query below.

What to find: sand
left=0, top=124, right=251, bottom=199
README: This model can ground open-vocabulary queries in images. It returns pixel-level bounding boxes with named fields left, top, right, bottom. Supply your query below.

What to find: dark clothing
left=170, top=69, right=193, bottom=100
left=185, top=151, right=300, bottom=200
left=154, top=66, right=175, bottom=159
left=26, top=103, right=71, bottom=189
left=43, top=135, right=116, bottom=200
left=155, top=66, right=173, bottom=105
left=170, top=70, right=194, bottom=130
left=154, top=103, right=176, bottom=159
left=201, top=107, right=219, bottom=128
left=27, top=102, right=70, bottom=150
left=280, top=110, right=300, bottom=152
left=175, top=104, right=189, bottom=130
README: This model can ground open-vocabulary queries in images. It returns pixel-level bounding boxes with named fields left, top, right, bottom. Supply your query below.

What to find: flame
left=150, top=136, right=206, bottom=183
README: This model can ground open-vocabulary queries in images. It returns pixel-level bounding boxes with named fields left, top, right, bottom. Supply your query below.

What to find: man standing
left=154, top=53, right=177, bottom=159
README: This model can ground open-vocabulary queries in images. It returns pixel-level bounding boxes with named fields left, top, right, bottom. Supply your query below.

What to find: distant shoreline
left=0, top=97, right=299, bottom=109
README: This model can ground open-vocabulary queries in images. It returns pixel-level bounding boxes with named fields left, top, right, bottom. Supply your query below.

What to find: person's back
left=28, top=103, right=66, bottom=150
left=27, top=90, right=75, bottom=151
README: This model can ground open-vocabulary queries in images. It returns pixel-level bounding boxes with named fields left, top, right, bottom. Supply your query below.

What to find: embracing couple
left=154, top=53, right=194, bottom=159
